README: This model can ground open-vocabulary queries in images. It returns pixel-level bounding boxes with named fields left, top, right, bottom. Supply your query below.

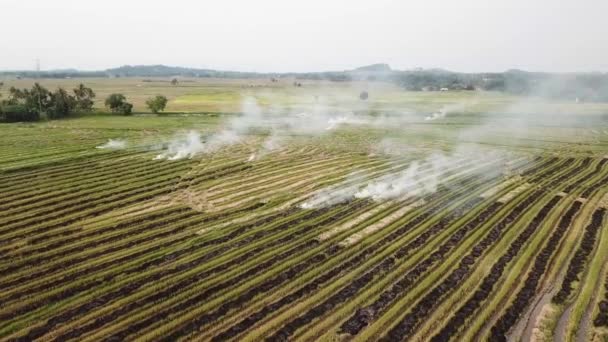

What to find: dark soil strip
left=3, top=207, right=196, bottom=262
left=593, top=214, right=608, bottom=327
left=214, top=189, right=484, bottom=341
left=0, top=164, right=190, bottom=229
left=215, top=174, right=495, bottom=341
left=95, top=202, right=371, bottom=342
left=338, top=199, right=500, bottom=336
left=490, top=200, right=583, bottom=341
left=582, top=172, right=608, bottom=199
left=264, top=195, right=497, bottom=341
left=0, top=157, right=185, bottom=214
left=553, top=208, right=606, bottom=304
left=340, top=158, right=573, bottom=339
left=563, top=158, right=607, bottom=194
left=142, top=183, right=466, bottom=342
left=14, top=202, right=366, bottom=342
left=0, top=179, right=178, bottom=243
left=431, top=195, right=562, bottom=341
left=380, top=189, right=548, bottom=342
left=0, top=203, right=265, bottom=295
left=594, top=275, right=608, bottom=327
left=0, top=161, right=248, bottom=241
left=522, top=157, right=558, bottom=177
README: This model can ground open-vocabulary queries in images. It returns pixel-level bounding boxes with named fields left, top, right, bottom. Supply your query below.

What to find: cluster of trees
left=0, top=83, right=95, bottom=122
left=146, top=95, right=168, bottom=113
left=103, top=94, right=167, bottom=115
left=0, top=82, right=170, bottom=122
left=104, top=94, right=133, bottom=115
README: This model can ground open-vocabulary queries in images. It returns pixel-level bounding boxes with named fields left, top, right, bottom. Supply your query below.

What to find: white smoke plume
left=96, top=139, right=127, bottom=149
left=155, top=97, right=261, bottom=160
left=300, top=143, right=508, bottom=209
left=425, top=102, right=474, bottom=121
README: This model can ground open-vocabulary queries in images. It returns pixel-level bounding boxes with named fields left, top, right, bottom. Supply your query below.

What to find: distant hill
left=105, top=65, right=272, bottom=78
left=353, top=63, right=392, bottom=72
left=1, top=64, right=607, bottom=101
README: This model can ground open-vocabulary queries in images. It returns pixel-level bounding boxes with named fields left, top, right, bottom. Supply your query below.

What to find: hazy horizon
left=2, top=0, right=607, bottom=73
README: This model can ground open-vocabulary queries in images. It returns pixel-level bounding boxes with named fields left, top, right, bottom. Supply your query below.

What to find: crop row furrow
left=553, top=208, right=606, bottom=304
left=61, top=201, right=373, bottom=342
left=431, top=195, right=563, bottom=341
left=489, top=200, right=584, bottom=341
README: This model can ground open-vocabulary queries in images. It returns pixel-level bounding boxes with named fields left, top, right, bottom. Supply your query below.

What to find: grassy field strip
left=0, top=202, right=302, bottom=338
left=138, top=179, right=484, bottom=341
left=0, top=157, right=163, bottom=213
left=338, top=157, right=509, bottom=247
left=0, top=148, right=107, bottom=172
left=183, top=150, right=321, bottom=192
left=57, top=200, right=378, bottom=342
left=0, top=170, right=186, bottom=242
left=0, top=157, right=193, bottom=225
left=470, top=159, right=597, bottom=340
left=202, top=153, right=367, bottom=198
left=430, top=158, right=608, bottom=342
left=232, top=172, right=517, bottom=341
left=298, top=162, right=561, bottom=341
left=555, top=205, right=607, bottom=342
left=0, top=177, right=180, bottom=249
left=211, top=165, right=360, bottom=210
left=0, top=156, right=249, bottom=243
left=476, top=159, right=600, bottom=336
left=350, top=158, right=581, bottom=341
left=0, top=192, right=372, bottom=340
left=0, top=157, right=193, bottom=221
left=208, top=156, right=368, bottom=206
left=202, top=162, right=524, bottom=340
left=100, top=162, right=496, bottom=340
left=1, top=156, right=357, bottom=258
left=4, top=151, right=165, bottom=193
left=317, top=202, right=394, bottom=241
left=200, top=159, right=534, bottom=340
left=0, top=198, right=280, bottom=292
left=193, top=157, right=420, bottom=234
left=0, top=150, right=144, bottom=191
left=438, top=160, right=605, bottom=341
left=423, top=194, right=568, bottom=342
left=488, top=199, right=586, bottom=340
left=0, top=206, right=218, bottom=285
left=0, top=151, right=240, bottom=205
left=7, top=159, right=360, bottom=272
left=420, top=158, right=598, bottom=341
left=206, top=155, right=367, bottom=203
left=77, top=158, right=490, bottom=340
left=0, top=142, right=132, bottom=172
left=0, top=158, right=242, bottom=248
left=522, top=160, right=608, bottom=341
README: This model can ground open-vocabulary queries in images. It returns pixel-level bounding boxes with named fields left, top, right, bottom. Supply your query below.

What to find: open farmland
left=2, top=79, right=608, bottom=342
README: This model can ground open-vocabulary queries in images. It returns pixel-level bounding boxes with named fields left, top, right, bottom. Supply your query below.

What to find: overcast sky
left=1, top=0, right=607, bottom=73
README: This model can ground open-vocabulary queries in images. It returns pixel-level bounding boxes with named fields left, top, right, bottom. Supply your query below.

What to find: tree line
left=0, top=83, right=168, bottom=122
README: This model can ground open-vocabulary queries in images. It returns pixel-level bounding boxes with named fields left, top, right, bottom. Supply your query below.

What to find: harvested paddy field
left=2, top=80, right=608, bottom=342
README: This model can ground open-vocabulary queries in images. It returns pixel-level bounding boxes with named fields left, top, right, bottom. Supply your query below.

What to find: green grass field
left=1, top=78, right=608, bottom=341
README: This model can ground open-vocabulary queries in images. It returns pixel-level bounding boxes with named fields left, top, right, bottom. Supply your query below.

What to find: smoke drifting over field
left=154, top=98, right=262, bottom=160
left=300, top=148, right=504, bottom=208
left=154, top=95, right=380, bottom=160
left=96, top=139, right=127, bottom=149
left=425, top=102, right=473, bottom=121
